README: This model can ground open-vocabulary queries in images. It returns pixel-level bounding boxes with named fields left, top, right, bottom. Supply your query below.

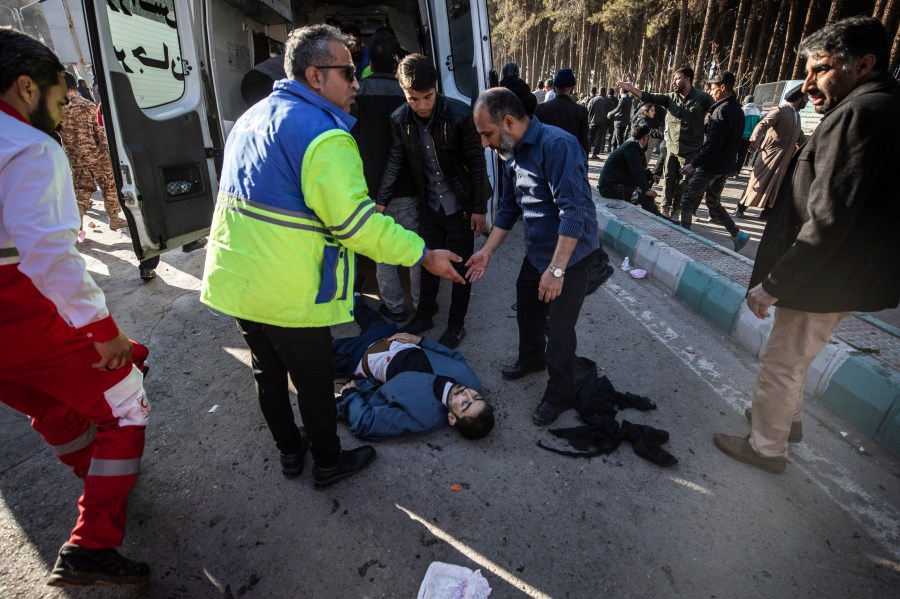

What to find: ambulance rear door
left=82, top=0, right=217, bottom=261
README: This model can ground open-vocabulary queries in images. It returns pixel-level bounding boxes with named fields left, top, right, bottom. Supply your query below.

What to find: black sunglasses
left=312, top=64, right=356, bottom=83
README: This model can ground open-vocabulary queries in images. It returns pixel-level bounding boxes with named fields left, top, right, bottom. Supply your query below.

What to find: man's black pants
left=417, top=206, right=474, bottom=327
left=516, top=253, right=594, bottom=408
left=236, top=319, right=341, bottom=466
left=679, top=168, right=739, bottom=235
left=599, top=183, right=663, bottom=216
left=588, top=123, right=608, bottom=156
left=612, top=124, right=628, bottom=149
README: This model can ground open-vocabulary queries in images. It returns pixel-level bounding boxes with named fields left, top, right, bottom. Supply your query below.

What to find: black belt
left=0, top=247, right=19, bottom=258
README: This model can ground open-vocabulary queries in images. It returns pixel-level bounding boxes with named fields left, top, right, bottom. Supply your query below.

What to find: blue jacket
left=334, top=336, right=481, bottom=440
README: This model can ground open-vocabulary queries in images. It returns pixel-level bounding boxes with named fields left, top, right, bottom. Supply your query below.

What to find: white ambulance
left=82, top=0, right=495, bottom=262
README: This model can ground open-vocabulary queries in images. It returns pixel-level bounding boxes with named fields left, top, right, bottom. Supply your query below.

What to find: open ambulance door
left=426, top=0, right=499, bottom=219
left=82, top=0, right=217, bottom=261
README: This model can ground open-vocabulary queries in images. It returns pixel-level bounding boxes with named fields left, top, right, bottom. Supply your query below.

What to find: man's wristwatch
left=548, top=264, right=565, bottom=278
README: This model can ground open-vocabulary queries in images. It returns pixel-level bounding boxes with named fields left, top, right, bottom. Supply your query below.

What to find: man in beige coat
left=734, top=85, right=807, bottom=219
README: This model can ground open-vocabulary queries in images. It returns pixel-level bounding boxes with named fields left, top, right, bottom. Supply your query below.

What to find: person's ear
left=304, top=66, right=322, bottom=89
left=447, top=412, right=457, bottom=426
left=856, top=53, right=876, bottom=78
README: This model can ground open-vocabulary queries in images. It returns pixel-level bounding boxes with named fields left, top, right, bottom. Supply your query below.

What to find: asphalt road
left=1, top=202, right=899, bottom=598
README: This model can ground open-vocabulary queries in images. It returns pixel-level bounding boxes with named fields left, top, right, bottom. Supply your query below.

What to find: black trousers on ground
left=236, top=319, right=341, bottom=466
left=417, top=206, right=474, bottom=327
left=588, top=123, right=608, bottom=156
left=679, top=168, right=739, bottom=235
left=516, top=253, right=594, bottom=408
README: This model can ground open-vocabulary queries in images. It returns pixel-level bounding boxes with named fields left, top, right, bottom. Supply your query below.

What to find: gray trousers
left=376, top=196, right=421, bottom=314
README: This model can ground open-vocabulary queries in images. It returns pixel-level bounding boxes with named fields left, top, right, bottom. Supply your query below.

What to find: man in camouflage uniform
left=59, top=72, right=127, bottom=230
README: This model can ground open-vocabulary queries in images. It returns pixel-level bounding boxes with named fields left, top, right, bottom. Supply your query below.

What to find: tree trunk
left=736, top=0, right=761, bottom=84
left=760, top=0, right=790, bottom=83
left=694, top=0, right=717, bottom=83
left=826, top=0, right=843, bottom=23
left=749, top=0, right=775, bottom=87
left=777, top=0, right=801, bottom=81
left=891, top=17, right=900, bottom=73
left=791, top=0, right=819, bottom=77
left=672, top=0, right=689, bottom=70
left=728, top=0, right=751, bottom=70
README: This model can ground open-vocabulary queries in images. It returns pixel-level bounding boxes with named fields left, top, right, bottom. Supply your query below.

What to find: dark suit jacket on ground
left=749, top=73, right=900, bottom=313
left=534, top=94, right=589, bottom=155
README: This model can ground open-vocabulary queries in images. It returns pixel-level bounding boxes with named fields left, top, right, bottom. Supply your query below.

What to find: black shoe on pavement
left=733, top=205, right=746, bottom=218
left=532, top=401, right=565, bottom=426
left=501, top=361, right=545, bottom=380
left=312, top=446, right=376, bottom=488
left=139, top=268, right=156, bottom=281
left=400, top=316, right=434, bottom=335
left=378, top=304, right=407, bottom=323
left=279, top=436, right=310, bottom=479
left=439, top=324, right=466, bottom=349
left=48, top=543, right=151, bottom=586
left=758, top=207, right=770, bottom=221
left=182, top=237, right=208, bottom=253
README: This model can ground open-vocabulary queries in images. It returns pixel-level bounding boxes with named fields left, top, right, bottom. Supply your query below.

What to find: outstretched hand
left=421, top=249, right=465, bottom=284
left=464, top=250, right=491, bottom=283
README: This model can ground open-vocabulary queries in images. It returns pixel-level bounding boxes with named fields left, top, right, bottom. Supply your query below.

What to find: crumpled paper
left=417, top=561, right=491, bottom=599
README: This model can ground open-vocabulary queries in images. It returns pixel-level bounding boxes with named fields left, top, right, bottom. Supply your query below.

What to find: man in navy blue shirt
left=466, top=88, right=599, bottom=426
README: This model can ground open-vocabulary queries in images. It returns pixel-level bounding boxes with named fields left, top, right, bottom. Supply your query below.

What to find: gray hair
left=474, top=87, right=526, bottom=125
left=284, top=24, right=350, bottom=82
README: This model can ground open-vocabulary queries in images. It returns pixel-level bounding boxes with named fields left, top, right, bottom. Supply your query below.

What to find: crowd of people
left=0, top=14, right=897, bottom=588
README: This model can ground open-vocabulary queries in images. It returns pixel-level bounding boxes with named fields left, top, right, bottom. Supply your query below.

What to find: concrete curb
left=595, top=201, right=900, bottom=457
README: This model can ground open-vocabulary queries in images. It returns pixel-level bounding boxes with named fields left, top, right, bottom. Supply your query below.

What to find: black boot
left=48, top=543, right=151, bottom=586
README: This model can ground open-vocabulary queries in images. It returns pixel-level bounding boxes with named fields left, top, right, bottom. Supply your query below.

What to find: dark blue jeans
left=515, top=253, right=594, bottom=408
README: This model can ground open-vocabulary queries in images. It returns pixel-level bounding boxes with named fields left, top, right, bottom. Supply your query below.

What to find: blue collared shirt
left=493, top=117, right=598, bottom=271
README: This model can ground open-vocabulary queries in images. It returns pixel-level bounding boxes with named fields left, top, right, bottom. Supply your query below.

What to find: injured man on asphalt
left=331, top=301, right=494, bottom=440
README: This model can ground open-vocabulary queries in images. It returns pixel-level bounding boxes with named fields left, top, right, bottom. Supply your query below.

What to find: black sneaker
left=312, top=446, right=376, bottom=488
left=439, top=324, right=466, bottom=349
left=279, top=436, right=310, bottom=479
left=400, top=316, right=434, bottom=335
left=378, top=303, right=407, bottom=323
left=48, top=543, right=151, bottom=586
left=139, top=268, right=156, bottom=281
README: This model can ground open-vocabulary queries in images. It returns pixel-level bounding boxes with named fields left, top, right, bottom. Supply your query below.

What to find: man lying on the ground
left=332, top=303, right=494, bottom=440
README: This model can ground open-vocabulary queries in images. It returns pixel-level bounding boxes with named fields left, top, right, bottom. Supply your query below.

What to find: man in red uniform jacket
left=0, top=28, right=151, bottom=586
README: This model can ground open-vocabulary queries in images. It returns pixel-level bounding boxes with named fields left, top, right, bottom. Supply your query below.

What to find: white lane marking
left=602, top=280, right=900, bottom=561
left=396, top=504, right=553, bottom=599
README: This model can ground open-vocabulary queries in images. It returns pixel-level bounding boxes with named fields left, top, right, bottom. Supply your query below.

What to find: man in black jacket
left=534, top=68, right=589, bottom=155
left=499, top=61, right=537, bottom=116
left=676, top=71, right=750, bottom=252
left=378, top=54, right=488, bottom=349
left=597, top=125, right=662, bottom=216
left=607, top=89, right=632, bottom=151
left=587, top=87, right=610, bottom=159
left=714, top=17, right=900, bottom=474
left=353, top=31, right=420, bottom=323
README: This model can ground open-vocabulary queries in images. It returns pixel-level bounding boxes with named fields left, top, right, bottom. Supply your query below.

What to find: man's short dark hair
left=599, top=86, right=607, bottom=95
left=631, top=123, right=651, bottom=140
left=397, top=54, right=436, bottom=91
left=455, top=401, right=495, bottom=440
left=341, top=24, right=362, bottom=38
left=284, top=24, right=349, bottom=83
left=799, top=16, right=889, bottom=73
left=0, top=27, right=65, bottom=94
left=675, top=67, right=694, bottom=81
left=368, top=30, right=402, bottom=74
left=708, top=71, right=736, bottom=90
left=744, top=95, right=754, bottom=103
left=474, top=87, right=526, bottom=125
left=544, top=78, right=553, bottom=87
left=64, top=71, right=77, bottom=89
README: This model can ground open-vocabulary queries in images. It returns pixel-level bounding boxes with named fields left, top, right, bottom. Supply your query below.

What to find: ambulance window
left=446, top=0, right=474, bottom=99
left=106, top=0, right=185, bottom=109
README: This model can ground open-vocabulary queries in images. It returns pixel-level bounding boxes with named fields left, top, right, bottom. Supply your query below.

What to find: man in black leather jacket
left=377, top=54, right=488, bottom=349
